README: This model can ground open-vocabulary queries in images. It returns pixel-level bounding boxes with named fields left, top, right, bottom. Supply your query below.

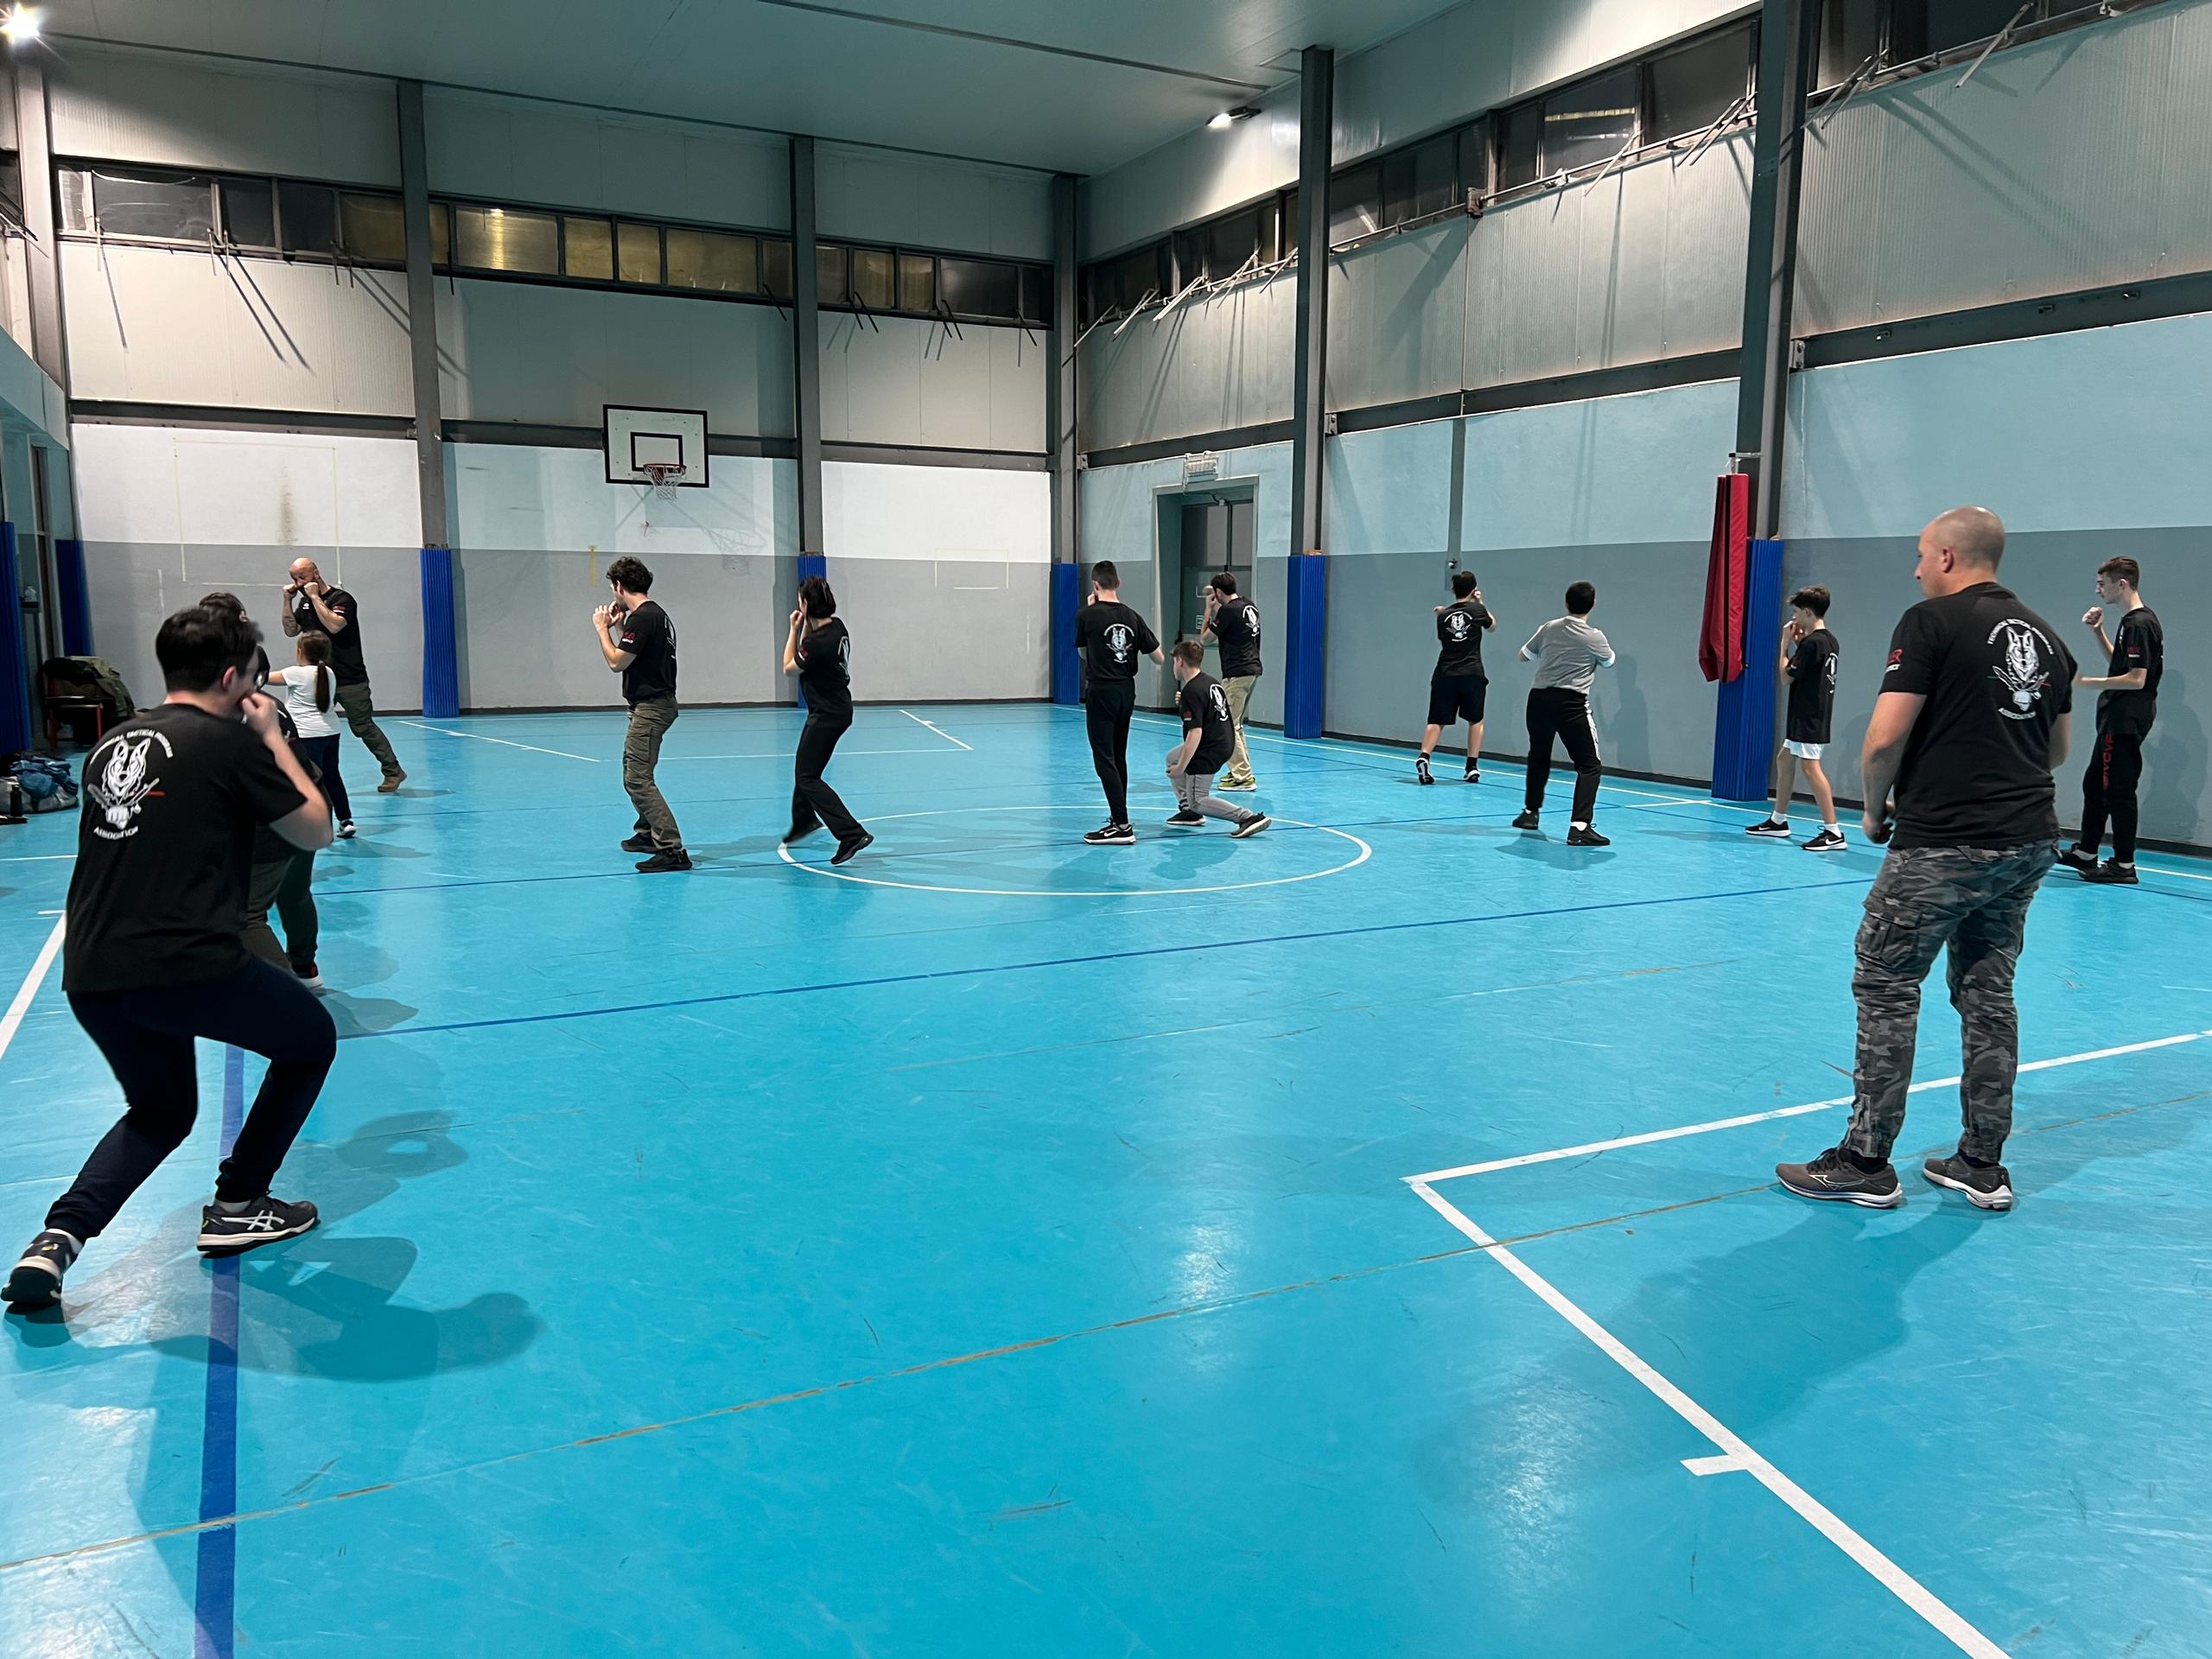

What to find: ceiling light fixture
left=1210, top=105, right=1260, bottom=130
left=1, top=7, right=41, bottom=43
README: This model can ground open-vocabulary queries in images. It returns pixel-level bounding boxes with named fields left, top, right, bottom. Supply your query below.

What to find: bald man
left=282, top=557, right=404, bottom=791
left=1779, top=507, right=2075, bottom=1214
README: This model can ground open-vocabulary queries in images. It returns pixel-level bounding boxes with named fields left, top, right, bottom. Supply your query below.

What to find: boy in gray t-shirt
left=1513, top=582, right=1617, bottom=846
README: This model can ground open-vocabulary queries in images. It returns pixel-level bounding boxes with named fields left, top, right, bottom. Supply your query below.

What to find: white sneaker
left=337, top=820, right=357, bottom=840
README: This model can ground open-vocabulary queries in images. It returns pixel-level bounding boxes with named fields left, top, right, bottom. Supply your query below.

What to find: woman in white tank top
left=267, top=632, right=353, bottom=836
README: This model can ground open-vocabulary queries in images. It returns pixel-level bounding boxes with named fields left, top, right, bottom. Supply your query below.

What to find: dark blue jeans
left=49, top=957, right=337, bottom=1240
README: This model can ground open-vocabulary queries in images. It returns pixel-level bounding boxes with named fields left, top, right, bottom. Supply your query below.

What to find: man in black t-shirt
left=1745, top=585, right=1845, bottom=850
left=1416, top=570, right=1497, bottom=785
left=1199, top=573, right=1263, bottom=791
left=782, top=574, right=870, bottom=865
left=6, top=605, right=335, bottom=1311
left=594, top=556, right=689, bottom=873
left=1071, top=561, right=1164, bottom=845
left=283, top=557, right=404, bottom=793
left=1779, top=508, right=2074, bottom=1216
left=2059, top=555, right=2164, bottom=886
left=1164, top=640, right=1270, bottom=837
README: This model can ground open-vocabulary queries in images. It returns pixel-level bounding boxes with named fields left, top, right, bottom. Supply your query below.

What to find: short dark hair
left=798, top=575, right=836, bottom=619
left=1451, top=571, right=1478, bottom=599
left=606, top=556, right=653, bottom=594
left=1565, top=581, right=1597, bottom=615
left=1173, top=639, right=1205, bottom=669
left=198, top=589, right=246, bottom=615
left=1789, top=585, right=1831, bottom=618
left=1091, top=560, right=1121, bottom=590
left=157, top=604, right=263, bottom=693
left=1210, top=571, right=1238, bottom=596
left=2097, top=556, right=2141, bottom=587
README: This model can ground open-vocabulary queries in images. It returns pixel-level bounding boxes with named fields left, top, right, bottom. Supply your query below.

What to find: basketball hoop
left=640, top=461, right=687, bottom=500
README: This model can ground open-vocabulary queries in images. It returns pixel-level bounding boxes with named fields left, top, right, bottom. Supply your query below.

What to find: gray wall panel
left=1327, top=223, right=1467, bottom=413
left=829, top=556, right=1049, bottom=702
left=1080, top=279, right=1294, bottom=453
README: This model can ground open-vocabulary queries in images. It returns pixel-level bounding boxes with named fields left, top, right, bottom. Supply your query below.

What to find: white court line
left=1408, top=1178, right=2007, bottom=1659
left=2140, top=863, right=2212, bottom=884
left=0, top=854, right=76, bottom=863
left=1408, top=1029, right=2211, bottom=1185
left=660, top=748, right=939, bottom=762
left=898, top=709, right=974, bottom=751
left=393, top=720, right=601, bottom=762
left=0, top=916, right=66, bottom=1070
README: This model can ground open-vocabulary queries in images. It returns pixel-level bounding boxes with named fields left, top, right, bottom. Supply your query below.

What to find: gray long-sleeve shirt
left=1521, top=616, right=1616, bottom=694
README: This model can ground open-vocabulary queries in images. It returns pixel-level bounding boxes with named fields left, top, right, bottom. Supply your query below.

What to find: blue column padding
left=1281, top=552, right=1328, bottom=741
left=795, top=553, right=827, bottom=709
left=419, top=546, right=460, bottom=718
left=1710, top=538, right=1786, bottom=801
left=1050, top=563, right=1081, bottom=705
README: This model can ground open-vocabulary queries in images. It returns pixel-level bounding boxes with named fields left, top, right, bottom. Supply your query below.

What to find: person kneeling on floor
left=1165, top=640, right=1269, bottom=839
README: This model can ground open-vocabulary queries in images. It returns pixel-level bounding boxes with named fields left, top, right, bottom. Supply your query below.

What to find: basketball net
left=640, top=461, right=687, bottom=500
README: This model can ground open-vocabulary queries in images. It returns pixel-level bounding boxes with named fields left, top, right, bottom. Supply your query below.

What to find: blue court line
left=336, top=876, right=1875, bottom=1042
left=194, top=1047, right=245, bottom=1659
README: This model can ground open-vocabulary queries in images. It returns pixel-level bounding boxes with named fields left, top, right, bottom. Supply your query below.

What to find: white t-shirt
left=274, top=666, right=339, bottom=738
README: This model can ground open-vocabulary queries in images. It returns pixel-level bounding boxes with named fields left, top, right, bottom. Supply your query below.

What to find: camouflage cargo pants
left=1842, top=840, right=2057, bottom=1166
left=622, top=696, right=682, bottom=849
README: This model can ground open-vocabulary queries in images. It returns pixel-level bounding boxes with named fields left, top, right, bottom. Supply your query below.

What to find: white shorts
left=1783, top=740, right=1824, bottom=760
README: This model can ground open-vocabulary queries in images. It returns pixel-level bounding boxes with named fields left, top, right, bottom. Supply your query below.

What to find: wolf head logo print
left=1444, top=612, right=1473, bottom=642
left=1105, top=623, right=1134, bottom=664
left=1987, top=619, right=2054, bottom=721
left=88, top=732, right=162, bottom=838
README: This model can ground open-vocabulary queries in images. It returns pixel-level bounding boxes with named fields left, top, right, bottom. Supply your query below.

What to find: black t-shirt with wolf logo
left=1179, top=671, right=1236, bottom=773
left=1433, top=599, right=1494, bottom=679
left=1075, top=601, right=1159, bottom=684
left=1882, top=582, right=2076, bottom=849
left=67, top=704, right=308, bottom=993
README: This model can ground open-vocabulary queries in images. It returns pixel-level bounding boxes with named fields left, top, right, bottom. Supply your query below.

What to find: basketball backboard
left=604, top=404, right=709, bottom=488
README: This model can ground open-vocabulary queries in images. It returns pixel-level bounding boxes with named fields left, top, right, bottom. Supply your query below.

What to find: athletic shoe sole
left=1922, top=1166, right=2013, bottom=1211
left=1164, top=817, right=1205, bottom=830
left=1218, top=781, right=1259, bottom=791
left=1802, top=838, right=1847, bottom=853
left=1777, top=1172, right=1905, bottom=1209
left=1745, top=824, right=1792, bottom=837
left=4, top=1260, right=62, bottom=1308
left=196, top=1213, right=320, bottom=1256
left=831, top=833, right=874, bottom=866
left=1231, top=815, right=1271, bottom=838
left=1084, top=832, right=1137, bottom=846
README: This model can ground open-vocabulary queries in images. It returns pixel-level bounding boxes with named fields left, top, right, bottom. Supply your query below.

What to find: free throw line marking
left=0, top=916, right=66, bottom=1071
left=1408, top=1179, right=2007, bottom=1659
left=1408, top=1028, right=2210, bottom=1185
left=394, top=720, right=601, bottom=762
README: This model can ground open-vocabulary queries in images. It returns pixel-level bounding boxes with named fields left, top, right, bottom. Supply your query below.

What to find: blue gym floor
left=3, top=701, right=2209, bottom=1657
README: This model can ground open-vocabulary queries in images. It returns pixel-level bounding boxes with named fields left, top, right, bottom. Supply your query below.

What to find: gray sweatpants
left=1842, top=840, right=2057, bottom=1165
left=1170, top=765, right=1257, bottom=826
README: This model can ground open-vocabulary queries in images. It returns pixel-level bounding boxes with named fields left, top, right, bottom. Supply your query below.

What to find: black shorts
left=1428, top=674, right=1487, bottom=726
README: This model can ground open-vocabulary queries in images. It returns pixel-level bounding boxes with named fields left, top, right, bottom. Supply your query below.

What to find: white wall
left=425, top=91, right=789, bottom=229
left=817, top=145, right=1052, bottom=260
left=823, top=460, right=1050, bottom=700
left=435, top=279, right=794, bottom=436
left=49, top=46, right=400, bottom=183
left=64, top=243, right=414, bottom=415
left=819, top=314, right=1046, bottom=451
left=73, top=423, right=424, bottom=709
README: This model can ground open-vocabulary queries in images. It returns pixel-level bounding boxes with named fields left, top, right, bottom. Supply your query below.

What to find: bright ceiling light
left=1, top=8, right=41, bottom=43
left=1209, top=111, right=1235, bottom=130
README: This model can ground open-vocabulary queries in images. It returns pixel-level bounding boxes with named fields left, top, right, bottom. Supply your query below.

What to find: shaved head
left=1913, top=506, right=2006, bottom=599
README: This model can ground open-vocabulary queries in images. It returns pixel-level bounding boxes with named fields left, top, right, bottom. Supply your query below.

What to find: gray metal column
left=12, top=60, right=67, bottom=389
left=1732, top=0, right=1817, bottom=539
left=1048, top=173, right=1077, bottom=567
left=791, top=135, right=824, bottom=559
left=397, top=81, right=448, bottom=550
left=1287, top=45, right=1334, bottom=557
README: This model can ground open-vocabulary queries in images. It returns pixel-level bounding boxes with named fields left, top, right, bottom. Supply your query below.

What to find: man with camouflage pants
left=1779, top=506, right=2075, bottom=1213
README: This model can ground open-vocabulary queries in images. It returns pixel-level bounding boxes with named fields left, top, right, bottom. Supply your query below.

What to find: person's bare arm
left=783, top=611, right=805, bottom=677
left=242, top=694, right=333, bottom=850
left=306, top=587, right=347, bottom=632
left=2076, top=667, right=2147, bottom=693
left=279, top=588, right=302, bottom=637
left=594, top=607, right=633, bottom=673
left=1858, top=690, right=1926, bottom=844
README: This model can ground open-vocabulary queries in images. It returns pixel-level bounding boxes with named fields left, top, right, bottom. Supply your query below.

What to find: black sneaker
left=1083, top=823, right=1136, bottom=845
left=1922, top=1153, right=2014, bottom=1211
left=1776, top=1147, right=1904, bottom=1208
left=1231, top=814, right=1271, bottom=838
left=1802, top=827, right=1847, bottom=853
left=1745, top=817, right=1792, bottom=838
left=6, top=1229, right=81, bottom=1308
left=1464, top=765, right=1480, bottom=785
left=620, top=831, right=655, bottom=853
left=197, top=1196, right=319, bottom=1256
left=295, top=962, right=325, bottom=993
left=1510, top=809, right=1540, bottom=830
left=635, top=848, right=693, bottom=873
left=2056, top=844, right=2099, bottom=875
left=1165, top=810, right=1205, bottom=828
left=2082, top=860, right=2138, bottom=886
left=1414, top=755, right=1434, bottom=786
left=831, top=832, right=874, bottom=866
left=783, top=821, right=822, bottom=845
left=336, top=819, right=357, bottom=841
left=1566, top=825, right=1611, bottom=848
